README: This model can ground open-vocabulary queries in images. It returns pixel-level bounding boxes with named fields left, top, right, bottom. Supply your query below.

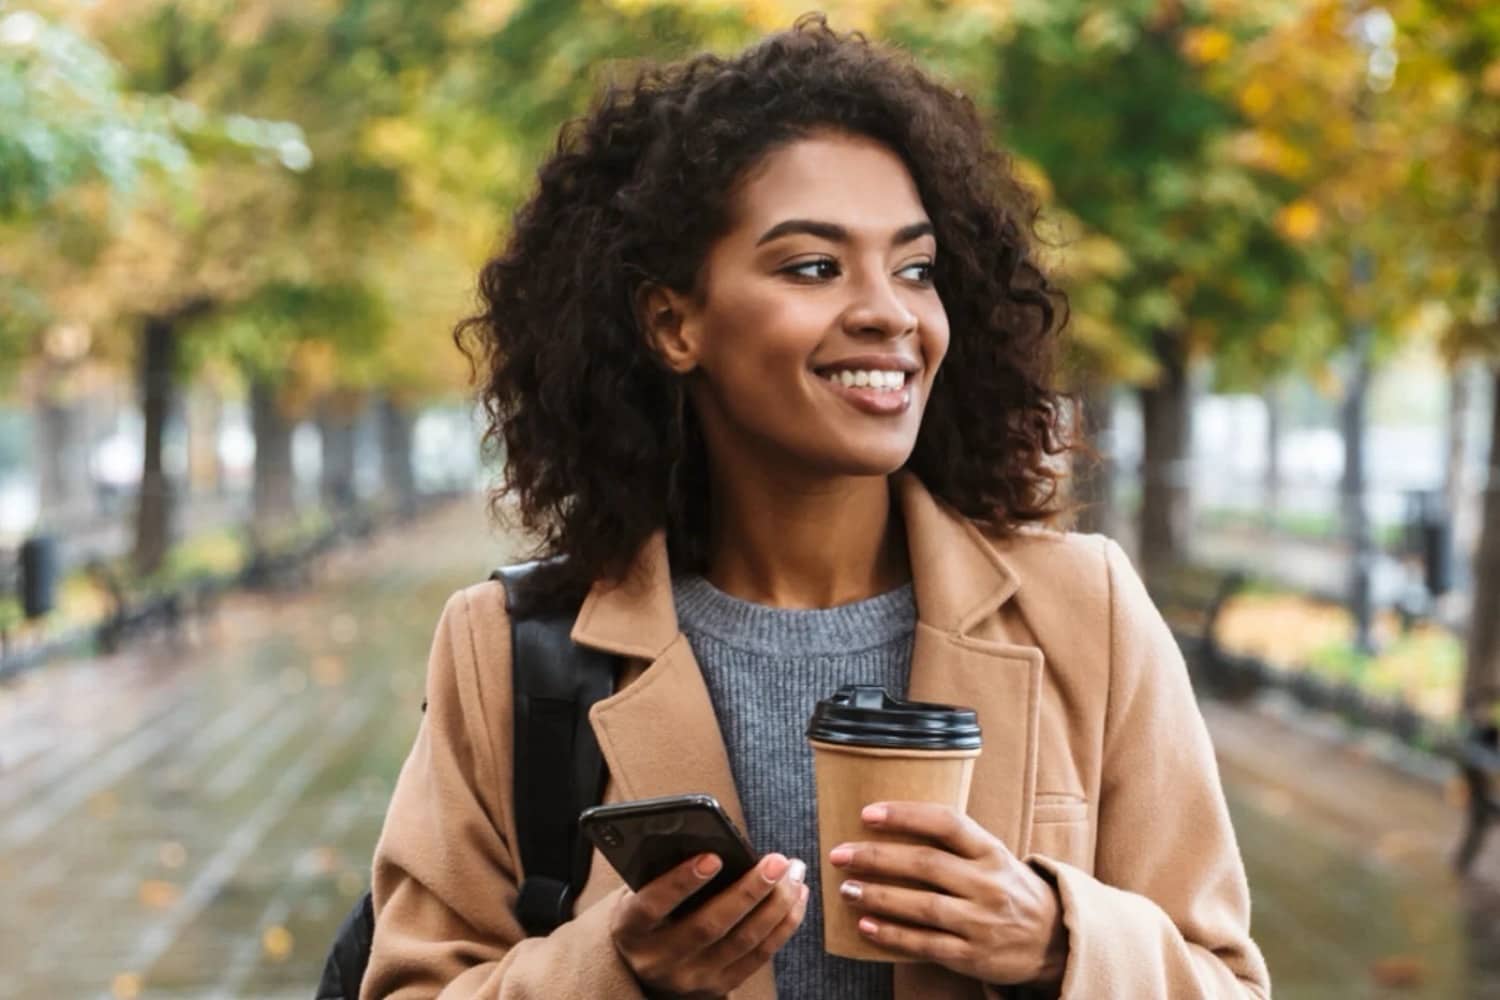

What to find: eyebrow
left=754, top=218, right=935, bottom=248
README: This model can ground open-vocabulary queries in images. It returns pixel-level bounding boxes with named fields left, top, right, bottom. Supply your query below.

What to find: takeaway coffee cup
left=806, top=685, right=982, bottom=961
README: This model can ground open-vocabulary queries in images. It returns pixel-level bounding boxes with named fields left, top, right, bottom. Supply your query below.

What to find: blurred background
left=1, top=0, right=1498, bottom=997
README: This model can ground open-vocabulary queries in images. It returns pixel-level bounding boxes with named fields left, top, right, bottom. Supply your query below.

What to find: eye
left=897, top=261, right=936, bottom=285
left=781, top=258, right=841, bottom=281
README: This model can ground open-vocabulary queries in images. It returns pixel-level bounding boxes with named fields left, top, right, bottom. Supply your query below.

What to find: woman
left=364, top=16, right=1270, bottom=1000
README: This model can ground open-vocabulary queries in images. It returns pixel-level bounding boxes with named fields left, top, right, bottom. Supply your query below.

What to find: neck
left=703, top=468, right=909, bottom=609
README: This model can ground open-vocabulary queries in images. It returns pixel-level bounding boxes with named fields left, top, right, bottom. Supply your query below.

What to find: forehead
left=728, top=132, right=929, bottom=236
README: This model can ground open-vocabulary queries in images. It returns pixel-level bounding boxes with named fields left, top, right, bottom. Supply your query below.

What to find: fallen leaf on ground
left=1370, top=954, right=1425, bottom=988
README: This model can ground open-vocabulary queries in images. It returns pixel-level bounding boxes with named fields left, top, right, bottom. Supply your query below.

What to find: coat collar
left=570, top=471, right=1022, bottom=655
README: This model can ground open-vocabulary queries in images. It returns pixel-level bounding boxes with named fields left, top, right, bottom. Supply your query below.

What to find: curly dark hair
left=456, top=14, right=1072, bottom=609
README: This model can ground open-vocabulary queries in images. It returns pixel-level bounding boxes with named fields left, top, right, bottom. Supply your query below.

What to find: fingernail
left=862, top=804, right=888, bottom=825
left=830, top=845, right=853, bottom=866
left=788, top=859, right=807, bottom=885
left=799, top=883, right=810, bottom=903
left=694, top=854, right=722, bottom=878
left=859, top=917, right=879, bottom=936
left=839, top=880, right=863, bottom=902
left=760, top=853, right=789, bottom=883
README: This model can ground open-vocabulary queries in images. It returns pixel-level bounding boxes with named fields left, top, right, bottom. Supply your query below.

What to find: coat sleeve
left=1020, top=538, right=1271, bottom=999
left=361, top=587, right=647, bottom=1000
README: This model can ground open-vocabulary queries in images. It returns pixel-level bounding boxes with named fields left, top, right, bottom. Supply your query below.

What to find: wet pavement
left=0, top=497, right=1496, bottom=998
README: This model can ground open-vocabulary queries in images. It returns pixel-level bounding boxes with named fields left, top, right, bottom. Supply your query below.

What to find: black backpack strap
left=491, top=562, right=616, bottom=937
left=315, top=892, right=374, bottom=999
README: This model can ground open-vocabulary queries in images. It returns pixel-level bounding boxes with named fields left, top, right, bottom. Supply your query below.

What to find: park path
left=0, top=496, right=1496, bottom=998
left=0, top=497, right=524, bottom=999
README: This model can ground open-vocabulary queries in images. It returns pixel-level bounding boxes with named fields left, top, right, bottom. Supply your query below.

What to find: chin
left=810, top=440, right=918, bottom=479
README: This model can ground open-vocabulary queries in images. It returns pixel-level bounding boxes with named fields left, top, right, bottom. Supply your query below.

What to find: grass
left=0, top=510, right=336, bottom=651
left=1198, top=505, right=1407, bottom=549
left=1214, top=591, right=1466, bottom=721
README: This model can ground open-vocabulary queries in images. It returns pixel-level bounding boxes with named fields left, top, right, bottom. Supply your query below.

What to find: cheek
left=701, top=290, right=828, bottom=386
left=919, top=305, right=951, bottom=381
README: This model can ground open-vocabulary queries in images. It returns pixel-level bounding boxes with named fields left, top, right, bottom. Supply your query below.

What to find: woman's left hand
left=829, top=801, right=1068, bottom=988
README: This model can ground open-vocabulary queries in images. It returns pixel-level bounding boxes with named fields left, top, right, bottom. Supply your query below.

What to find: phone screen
left=580, top=794, right=758, bottom=914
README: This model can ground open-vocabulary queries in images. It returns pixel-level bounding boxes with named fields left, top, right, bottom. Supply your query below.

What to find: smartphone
left=580, top=793, right=758, bottom=915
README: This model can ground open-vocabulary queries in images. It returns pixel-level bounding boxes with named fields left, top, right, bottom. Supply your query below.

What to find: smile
left=815, top=369, right=914, bottom=416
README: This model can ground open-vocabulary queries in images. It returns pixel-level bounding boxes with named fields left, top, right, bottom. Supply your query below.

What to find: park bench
left=1455, top=719, right=1500, bottom=875
left=1149, top=563, right=1264, bottom=699
left=87, top=559, right=228, bottom=653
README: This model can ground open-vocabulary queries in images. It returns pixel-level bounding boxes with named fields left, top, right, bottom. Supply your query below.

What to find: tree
left=981, top=3, right=1320, bottom=581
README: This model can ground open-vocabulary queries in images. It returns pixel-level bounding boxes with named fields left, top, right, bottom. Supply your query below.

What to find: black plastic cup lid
left=806, top=685, right=982, bottom=751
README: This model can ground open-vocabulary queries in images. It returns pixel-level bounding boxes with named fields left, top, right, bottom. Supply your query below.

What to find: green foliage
left=0, top=7, right=190, bottom=218
left=990, top=2, right=1318, bottom=387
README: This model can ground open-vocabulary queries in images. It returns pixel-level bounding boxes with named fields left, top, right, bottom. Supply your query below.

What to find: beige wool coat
left=363, top=474, right=1271, bottom=999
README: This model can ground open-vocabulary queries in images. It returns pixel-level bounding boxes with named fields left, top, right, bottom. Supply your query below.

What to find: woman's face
left=652, top=131, right=950, bottom=482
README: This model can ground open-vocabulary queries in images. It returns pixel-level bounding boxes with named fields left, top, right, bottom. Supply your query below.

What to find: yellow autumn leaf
left=1276, top=199, right=1322, bottom=242
left=263, top=925, right=295, bottom=962
left=1236, top=79, right=1274, bottom=119
left=1181, top=27, right=1233, bottom=66
left=138, top=880, right=181, bottom=910
left=362, top=118, right=426, bottom=165
left=1483, top=59, right=1500, bottom=97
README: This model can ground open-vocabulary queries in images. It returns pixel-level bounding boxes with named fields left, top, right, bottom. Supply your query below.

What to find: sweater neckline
left=670, top=574, right=916, bottom=656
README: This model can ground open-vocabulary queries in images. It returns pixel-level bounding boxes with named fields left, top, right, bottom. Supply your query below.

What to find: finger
left=856, top=913, right=970, bottom=966
left=662, top=854, right=793, bottom=956
left=719, top=882, right=810, bottom=986
left=703, top=865, right=806, bottom=968
left=619, top=853, right=725, bottom=933
left=829, top=840, right=972, bottom=896
left=837, top=878, right=978, bottom=936
left=861, top=802, right=997, bottom=859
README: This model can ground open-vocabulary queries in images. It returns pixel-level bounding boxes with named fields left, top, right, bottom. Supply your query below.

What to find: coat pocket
left=1027, top=792, right=1092, bottom=870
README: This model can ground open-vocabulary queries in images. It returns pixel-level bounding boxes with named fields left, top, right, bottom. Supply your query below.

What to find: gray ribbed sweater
left=671, top=574, right=913, bottom=1000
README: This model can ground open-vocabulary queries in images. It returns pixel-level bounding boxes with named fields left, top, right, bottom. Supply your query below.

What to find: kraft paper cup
left=809, top=739, right=981, bottom=961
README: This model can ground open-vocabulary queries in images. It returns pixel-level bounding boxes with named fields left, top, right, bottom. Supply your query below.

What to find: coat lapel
left=570, top=532, right=750, bottom=834
left=898, top=474, right=1044, bottom=858
left=894, top=475, right=1045, bottom=1000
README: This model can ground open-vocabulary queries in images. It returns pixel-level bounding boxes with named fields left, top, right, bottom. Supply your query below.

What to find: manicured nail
left=694, top=854, right=722, bottom=878
left=862, top=804, right=888, bottom=825
left=760, top=853, right=789, bottom=883
left=859, top=917, right=879, bottom=936
left=788, top=859, right=807, bottom=885
left=829, top=845, right=853, bottom=866
left=839, top=880, right=863, bottom=902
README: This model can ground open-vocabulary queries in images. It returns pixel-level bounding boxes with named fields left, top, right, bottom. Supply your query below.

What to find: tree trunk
left=250, top=376, right=297, bottom=537
left=1263, top=382, right=1284, bottom=531
left=1340, top=326, right=1377, bottom=653
left=1073, top=381, right=1116, bottom=537
left=132, top=316, right=178, bottom=576
left=378, top=393, right=417, bottom=515
left=318, top=391, right=361, bottom=514
left=1463, top=364, right=1500, bottom=719
left=1138, top=330, right=1191, bottom=585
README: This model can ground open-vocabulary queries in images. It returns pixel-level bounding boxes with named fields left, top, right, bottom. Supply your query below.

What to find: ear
left=636, top=283, right=701, bottom=375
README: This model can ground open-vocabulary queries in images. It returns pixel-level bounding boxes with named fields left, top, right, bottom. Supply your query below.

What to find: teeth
left=826, top=369, right=906, bottom=391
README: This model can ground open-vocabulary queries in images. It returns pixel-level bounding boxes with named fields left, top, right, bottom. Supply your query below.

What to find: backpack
left=315, top=562, right=618, bottom=999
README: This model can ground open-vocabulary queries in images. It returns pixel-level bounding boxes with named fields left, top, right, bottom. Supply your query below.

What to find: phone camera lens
left=599, top=824, right=623, bottom=847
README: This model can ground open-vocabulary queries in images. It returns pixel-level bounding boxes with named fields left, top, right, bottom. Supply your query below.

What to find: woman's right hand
left=609, top=852, right=810, bottom=998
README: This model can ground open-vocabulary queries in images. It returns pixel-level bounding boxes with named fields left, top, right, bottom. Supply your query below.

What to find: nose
left=841, top=272, right=917, bottom=340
